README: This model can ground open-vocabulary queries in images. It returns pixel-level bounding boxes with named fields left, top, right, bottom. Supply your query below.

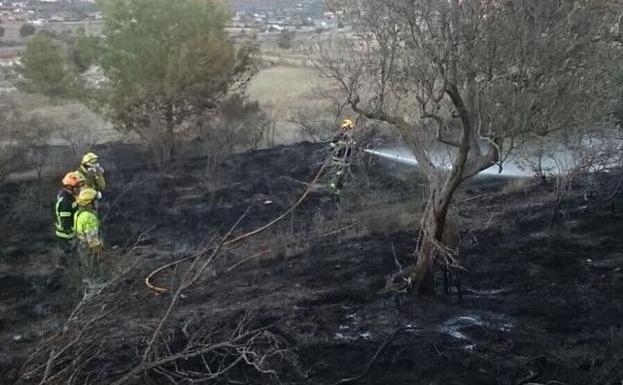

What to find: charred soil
left=1, top=142, right=623, bottom=384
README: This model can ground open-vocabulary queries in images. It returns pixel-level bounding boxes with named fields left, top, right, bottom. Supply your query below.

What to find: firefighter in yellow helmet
left=328, top=118, right=356, bottom=197
left=77, top=152, right=106, bottom=193
left=53, top=172, right=85, bottom=259
left=74, top=188, right=103, bottom=254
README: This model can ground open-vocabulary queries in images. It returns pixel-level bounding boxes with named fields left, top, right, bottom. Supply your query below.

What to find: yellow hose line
left=144, top=158, right=331, bottom=294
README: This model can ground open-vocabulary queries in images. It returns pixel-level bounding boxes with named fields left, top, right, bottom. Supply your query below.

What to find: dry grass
left=357, top=204, right=418, bottom=236
left=0, top=21, right=103, bottom=43
left=247, top=65, right=331, bottom=144
left=500, top=177, right=532, bottom=196
left=248, top=66, right=319, bottom=102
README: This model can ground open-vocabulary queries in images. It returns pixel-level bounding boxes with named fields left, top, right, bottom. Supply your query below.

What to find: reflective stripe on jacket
left=54, top=189, right=76, bottom=239
left=330, top=133, right=354, bottom=165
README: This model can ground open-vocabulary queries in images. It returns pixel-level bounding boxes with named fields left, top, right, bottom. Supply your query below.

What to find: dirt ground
left=1, top=141, right=622, bottom=384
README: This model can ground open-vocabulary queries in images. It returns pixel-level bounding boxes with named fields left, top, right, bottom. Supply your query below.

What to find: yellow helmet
left=81, top=152, right=98, bottom=166
left=341, top=119, right=354, bottom=130
left=76, top=188, right=98, bottom=206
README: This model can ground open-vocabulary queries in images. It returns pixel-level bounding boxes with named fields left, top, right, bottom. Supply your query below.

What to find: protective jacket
left=329, top=131, right=354, bottom=165
left=328, top=131, right=356, bottom=196
left=77, top=165, right=106, bottom=192
left=54, top=189, right=77, bottom=239
left=74, top=207, right=102, bottom=250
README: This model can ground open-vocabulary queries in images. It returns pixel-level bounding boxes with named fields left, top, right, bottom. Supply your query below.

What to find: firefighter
left=53, top=172, right=85, bottom=258
left=77, top=152, right=106, bottom=193
left=74, top=188, right=103, bottom=253
left=328, top=118, right=356, bottom=196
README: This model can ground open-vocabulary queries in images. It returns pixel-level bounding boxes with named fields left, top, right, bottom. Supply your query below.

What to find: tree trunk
left=406, top=83, right=475, bottom=294
left=156, top=103, right=176, bottom=177
left=164, top=102, right=176, bottom=160
left=410, top=189, right=452, bottom=294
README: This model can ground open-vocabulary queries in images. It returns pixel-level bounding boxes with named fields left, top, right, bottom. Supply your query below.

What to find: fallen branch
left=391, top=241, right=402, bottom=272
left=226, top=249, right=271, bottom=273
left=142, top=209, right=250, bottom=362
left=330, top=329, right=401, bottom=385
left=123, top=224, right=158, bottom=256
left=320, top=223, right=358, bottom=239
left=516, top=370, right=538, bottom=385
left=225, top=223, right=358, bottom=273
left=145, top=158, right=331, bottom=294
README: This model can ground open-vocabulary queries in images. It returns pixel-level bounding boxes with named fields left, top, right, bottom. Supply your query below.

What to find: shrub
left=193, top=94, right=273, bottom=181
left=20, top=23, right=36, bottom=37
left=277, top=29, right=295, bottom=49
left=0, top=93, right=55, bottom=184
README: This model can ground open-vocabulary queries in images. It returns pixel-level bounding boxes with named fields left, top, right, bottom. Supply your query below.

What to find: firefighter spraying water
left=328, top=118, right=357, bottom=197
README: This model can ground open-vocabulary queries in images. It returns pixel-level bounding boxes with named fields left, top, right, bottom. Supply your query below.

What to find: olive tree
left=97, top=0, right=258, bottom=172
left=315, top=0, right=621, bottom=293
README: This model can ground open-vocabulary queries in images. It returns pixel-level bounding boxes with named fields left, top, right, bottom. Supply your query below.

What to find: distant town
left=230, top=0, right=343, bottom=33
left=0, top=0, right=344, bottom=68
left=0, top=0, right=99, bottom=24
left=0, top=0, right=338, bottom=32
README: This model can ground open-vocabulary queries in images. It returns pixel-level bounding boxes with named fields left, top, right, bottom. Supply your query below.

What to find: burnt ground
left=1, top=141, right=623, bottom=384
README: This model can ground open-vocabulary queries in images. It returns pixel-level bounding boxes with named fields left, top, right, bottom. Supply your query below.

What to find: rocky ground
left=1, top=141, right=622, bottom=384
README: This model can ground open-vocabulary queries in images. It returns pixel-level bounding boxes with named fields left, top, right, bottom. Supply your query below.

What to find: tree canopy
left=70, top=30, right=102, bottom=73
left=315, top=0, right=622, bottom=293
left=16, top=33, right=74, bottom=98
left=96, top=0, right=257, bottom=168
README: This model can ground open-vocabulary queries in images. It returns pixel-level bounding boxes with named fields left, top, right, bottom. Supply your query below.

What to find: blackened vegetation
left=1, top=142, right=623, bottom=384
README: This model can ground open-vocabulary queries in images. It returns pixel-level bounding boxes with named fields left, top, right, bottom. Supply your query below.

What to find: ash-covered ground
left=1, top=142, right=622, bottom=384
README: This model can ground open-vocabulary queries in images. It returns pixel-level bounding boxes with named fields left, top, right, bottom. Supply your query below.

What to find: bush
left=3, top=179, right=56, bottom=235
left=277, top=29, right=295, bottom=49
left=0, top=93, right=55, bottom=184
left=20, top=23, right=36, bottom=37
left=192, top=94, right=273, bottom=183
left=293, top=108, right=335, bottom=142
left=39, top=103, right=106, bottom=158
left=292, top=97, right=351, bottom=142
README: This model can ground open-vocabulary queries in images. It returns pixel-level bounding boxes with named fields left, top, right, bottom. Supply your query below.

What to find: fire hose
left=144, top=157, right=332, bottom=294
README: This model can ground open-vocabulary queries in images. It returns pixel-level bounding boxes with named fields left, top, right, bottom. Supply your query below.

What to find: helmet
left=76, top=188, right=98, bottom=206
left=62, top=172, right=85, bottom=187
left=340, top=119, right=354, bottom=130
left=81, top=152, right=98, bottom=166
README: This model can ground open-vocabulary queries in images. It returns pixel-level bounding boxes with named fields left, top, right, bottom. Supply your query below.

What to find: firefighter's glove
left=87, top=164, right=105, bottom=174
